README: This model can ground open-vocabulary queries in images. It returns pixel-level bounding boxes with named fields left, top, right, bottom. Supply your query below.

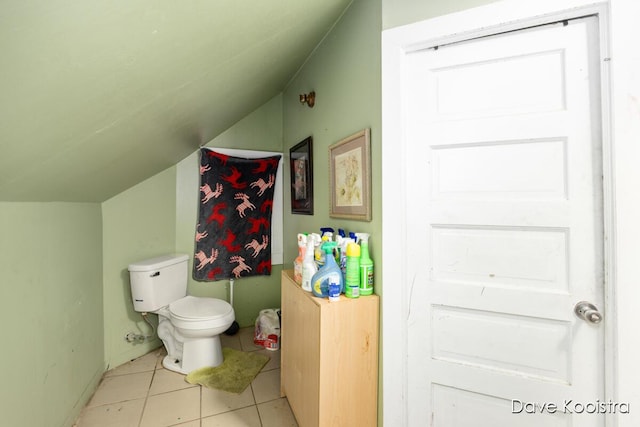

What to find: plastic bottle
left=301, top=235, right=318, bottom=292
left=328, top=279, right=341, bottom=302
left=317, top=228, right=336, bottom=266
left=315, top=234, right=330, bottom=268
left=335, top=235, right=343, bottom=265
left=355, top=233, right=374, bottom=296
left=345, top=242, right=360, bottom=298
left=310, top=241, right=344, bottom=298
left=337, top=236, right=354, bottom=276
left=320, top=227, right=335, bottom=237
left=293, top=233, right=306, bottom=285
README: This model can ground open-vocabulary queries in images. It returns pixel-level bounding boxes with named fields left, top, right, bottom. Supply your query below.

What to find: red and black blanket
left=193, top=148, right=281, bottom=281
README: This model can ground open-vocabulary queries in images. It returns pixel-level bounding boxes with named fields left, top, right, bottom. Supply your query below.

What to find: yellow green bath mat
left=185, top=347, right=269, bottom=394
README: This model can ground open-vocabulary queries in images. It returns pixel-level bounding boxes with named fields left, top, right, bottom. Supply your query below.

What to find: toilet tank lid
left=128, top=254, right=189, bottom=272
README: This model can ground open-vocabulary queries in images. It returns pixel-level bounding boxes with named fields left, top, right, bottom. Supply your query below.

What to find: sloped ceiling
left=0, top=0, right=352, bottom=202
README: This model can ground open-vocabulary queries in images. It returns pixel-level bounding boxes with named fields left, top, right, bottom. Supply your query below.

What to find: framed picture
left=329, top=128, right=371, bottom=221
left=289, top=136, right=314, bottom=215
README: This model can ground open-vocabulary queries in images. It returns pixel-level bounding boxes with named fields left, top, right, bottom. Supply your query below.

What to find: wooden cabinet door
left=281, top=272, right=321, bottom=427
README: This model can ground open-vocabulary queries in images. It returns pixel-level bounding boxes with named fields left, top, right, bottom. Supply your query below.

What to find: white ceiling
left=0, top=0, right=352, bottom=202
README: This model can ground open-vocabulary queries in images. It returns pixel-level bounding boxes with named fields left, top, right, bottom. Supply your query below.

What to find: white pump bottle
left=301, top=233, right=319, bottom=292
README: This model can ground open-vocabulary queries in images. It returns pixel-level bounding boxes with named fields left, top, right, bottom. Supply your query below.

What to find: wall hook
left=299, top=91, right=315, bottom=108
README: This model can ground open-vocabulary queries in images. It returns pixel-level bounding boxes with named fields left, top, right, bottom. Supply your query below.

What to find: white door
left=404, top=17, right=604, bottom=426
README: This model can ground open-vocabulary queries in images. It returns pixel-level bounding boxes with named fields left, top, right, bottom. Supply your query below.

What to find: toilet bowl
left=156, top=296, right=234, bottom=373
left=128, top=254, right=235, bottom=374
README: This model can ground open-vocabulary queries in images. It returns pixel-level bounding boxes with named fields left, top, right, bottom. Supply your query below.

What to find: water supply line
left=229, top=278, right=234, bottom=307
left=125, top=312, right=156, bottom=343
left=225, top=278, right=240, bottom=335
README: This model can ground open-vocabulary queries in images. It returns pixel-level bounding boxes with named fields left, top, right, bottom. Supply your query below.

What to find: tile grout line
left=137, top=356, right=161, bottom=427
left=79, top=328, right=292, bottom=426
left=241, top=329, right=266, bottom=426
left=199, top=382, right=203, bottom=426
left=251, top=382, right=263, bottom=427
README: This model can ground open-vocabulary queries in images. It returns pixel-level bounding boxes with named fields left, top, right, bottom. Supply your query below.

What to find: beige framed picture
left=329, top=128, right=371, bottom=221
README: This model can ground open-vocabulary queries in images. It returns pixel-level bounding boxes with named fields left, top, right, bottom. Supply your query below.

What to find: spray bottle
left=355, top=233, right=374, bottom=296
left=310, top=241, right=344, bottom=298
left=314, top=236, right=325, bottom=267
left=301, top=234, right=318, bottom=292
left=338, top=236, right=354, bottom=276
left=345, top=242, right=360, bottom=298
left=320, top=227, right=335, bottom=237
left=293, top=233, right=306, bottom=285
left=315, top=231, right=333, bottom=268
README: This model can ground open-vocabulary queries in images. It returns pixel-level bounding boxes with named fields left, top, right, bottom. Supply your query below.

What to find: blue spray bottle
left=310, top=241, right=344, bottom=298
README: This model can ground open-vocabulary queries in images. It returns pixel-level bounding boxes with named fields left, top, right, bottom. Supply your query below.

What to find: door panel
left=431, top=139, right=568, bottom=200
left=432, top=384, right=570, bottom=427
left=431, top=49, right=566, bottom=118
left=404, top=18, right=603, bottom=426
left=432, top=305, right=571, bottom=382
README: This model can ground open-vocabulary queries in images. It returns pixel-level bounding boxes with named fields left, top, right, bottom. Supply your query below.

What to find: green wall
left=0, top=3, right=538, bottom=427
left=102, top=166, right=177, bottom=369
left=0, top=202, right=104, bottom=427
left=281, top=0, right=382, bottom=423
left=382, top=0, right=499, bottom=29
left=175, top=94, right=285, bottom=328
left=282, top=0, right=382, bottom=275
left=100, top=94, right=285, bottom=373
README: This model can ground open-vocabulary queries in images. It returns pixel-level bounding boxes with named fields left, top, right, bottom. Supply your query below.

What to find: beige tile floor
left=74, top=327, right=297, bottom=427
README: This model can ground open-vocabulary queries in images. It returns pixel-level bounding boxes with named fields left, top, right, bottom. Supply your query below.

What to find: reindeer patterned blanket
left=193, top=148, right=281, bottom=281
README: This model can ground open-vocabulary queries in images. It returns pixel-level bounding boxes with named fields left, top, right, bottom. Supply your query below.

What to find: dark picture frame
left=290, top=136, right=314, bottom=215
left=329, top=128, right=371, bottom=221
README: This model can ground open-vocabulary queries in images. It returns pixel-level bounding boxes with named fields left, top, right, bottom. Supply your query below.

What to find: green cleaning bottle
left=355, top=233, right=374, bottom=296
left=345, top=242, right=360, bottom=298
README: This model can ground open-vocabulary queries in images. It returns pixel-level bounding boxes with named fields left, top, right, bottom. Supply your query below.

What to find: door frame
left=381, top=0, right=623, bottom=425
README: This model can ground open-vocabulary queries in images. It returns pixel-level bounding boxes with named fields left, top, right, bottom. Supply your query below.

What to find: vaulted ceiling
left=0, top=0, right=352, bottom=202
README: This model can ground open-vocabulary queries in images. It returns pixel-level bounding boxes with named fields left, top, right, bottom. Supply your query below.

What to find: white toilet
left=128, top=254, right=235, bottom=374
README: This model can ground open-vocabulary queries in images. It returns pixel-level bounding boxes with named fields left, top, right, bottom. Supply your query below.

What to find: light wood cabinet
left=280, top=269, right=379, bottom=427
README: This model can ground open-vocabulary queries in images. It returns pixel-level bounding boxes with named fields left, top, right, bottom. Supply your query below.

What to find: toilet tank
left=128, top=254, right=189, bottom=312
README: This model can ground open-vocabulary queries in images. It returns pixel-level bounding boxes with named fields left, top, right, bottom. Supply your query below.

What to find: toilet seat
left=169, top=295, right=234, bottom=330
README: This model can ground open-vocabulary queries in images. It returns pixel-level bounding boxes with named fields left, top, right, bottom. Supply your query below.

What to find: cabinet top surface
left=281, top=269, right=379, bottom=307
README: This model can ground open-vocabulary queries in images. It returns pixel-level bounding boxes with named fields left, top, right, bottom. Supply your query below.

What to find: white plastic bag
left=254, top=308, right=281, bottom=351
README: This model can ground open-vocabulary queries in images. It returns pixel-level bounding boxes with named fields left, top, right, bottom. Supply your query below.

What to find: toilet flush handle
left=150, top=271, right=160, bottom=277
